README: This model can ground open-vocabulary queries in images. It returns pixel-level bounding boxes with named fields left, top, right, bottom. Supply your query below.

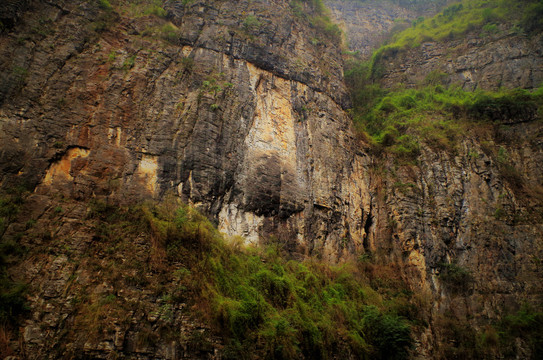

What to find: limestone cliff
left=376, top=28, right=543, bottom=90
left=0, top=0, right=373, bottom=357
left=0, top=0, right=542, bottom=359
left=0, top=0, right=371, bottom=262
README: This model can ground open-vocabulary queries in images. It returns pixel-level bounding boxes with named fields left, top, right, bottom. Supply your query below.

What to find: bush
left=0, top=278, right=27, bottom=325
left=468, top=89, right=540, bottom=123
left=363, top=306, right=413, bottom=360
left=521, top=1, right=543, bottom=33
left=499, top=306, right=543, bottom=357
left=97, top=0, right=112, bottom=11
left=159, top=23, right=179, bottom=43
left=438, top=263, right=473, bottom=294
left=77, top=199, right=416, bottom=359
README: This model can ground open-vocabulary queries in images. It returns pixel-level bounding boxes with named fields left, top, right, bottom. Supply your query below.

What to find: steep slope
left=343, top=1, right=543, bottom=357
left=370, top=0, right=543, bottom=90
left=326, top=0, right=455, bottom=57
left=0, top=0, right=542, bottom=359
left=0, top=0, right=371, bottom=261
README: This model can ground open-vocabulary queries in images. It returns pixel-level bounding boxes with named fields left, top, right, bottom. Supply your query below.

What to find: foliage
left=158, top=23, right=180, bottom=43
left=122, top=55, right=136, bottom=70
left=206, top=244, right=414, bottom=359
left=88, top=199, right=415, bottom=359
left=290, top=0, right=343, bottom=43
left=438, top=262, right=473, bottom=294
left=498, top=306, right=543, bottom=357
left=110, top=0, right=168, bottom=18
left=345, top=51, right=543, bottom=161
left=363, top=306, right=413, bottom=359
left=243, top=15, right=262, bottom=32
left=521, top=1, right=543, bottom=34
left=369, top=0, right=541, bottom=74
left=97, top=0, right=113, bottom=11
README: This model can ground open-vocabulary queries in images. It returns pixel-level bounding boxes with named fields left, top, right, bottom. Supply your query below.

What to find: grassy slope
left=116, top=199, right=416, bottom=359
left=345, top=0, right=543, bottom=161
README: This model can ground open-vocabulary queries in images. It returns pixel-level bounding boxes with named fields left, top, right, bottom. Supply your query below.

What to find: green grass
left=109, top=0, right=168, bottom=18
left=345, top=54, right=543, bottom=159
left=206, top=246, right=413, bottom=359
left=87, top=199, right=415, bottom=359
left=369, top=0, right=541, bottom=76
left=290, top=0, right=343, bottom=44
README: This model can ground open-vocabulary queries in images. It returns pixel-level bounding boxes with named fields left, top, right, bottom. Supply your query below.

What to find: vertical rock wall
left=0, top=0, right=372, bottom=260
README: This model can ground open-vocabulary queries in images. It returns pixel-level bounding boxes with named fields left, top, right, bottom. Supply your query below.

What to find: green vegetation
left=243, top=15, right=262, bottom=33
left=521, top=0, right=543, bottom=34
left=432, top=305, right=543, bottom=359
left=109, top=0, right=168, bottom=18
left=122, top=55, right=136, bottom=70
left=498, top=306, right=543, bottom=357
left=97, top=0, right=113, bottom=11
left=345, top=55, right=543, bottom=161
left=158, top=23, right=180, bottom=43
left=290, top=0, right=343, bottom=43
left=207, top=245, right=413, bottom=359
left=368, top=0, right=542, bottom=77
left=86, top=199, right=416, bottom=359
left=438, top=262, right=473, bottom=294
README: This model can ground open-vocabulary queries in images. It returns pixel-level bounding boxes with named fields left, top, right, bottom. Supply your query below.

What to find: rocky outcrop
left=1, top=0, right=543, bottom=359
left=0, top=0, right=371, bottom=262
left=377, top=28, right=543, bottom=90
left=326, top=0, right=453, bottom=58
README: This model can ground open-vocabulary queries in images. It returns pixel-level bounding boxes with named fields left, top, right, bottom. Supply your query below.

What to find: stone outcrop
left=326, top=0, right=454, bottom=58
left=377, top=28, right=543, bottom=90
left=1, top=0, right=542, bottom=359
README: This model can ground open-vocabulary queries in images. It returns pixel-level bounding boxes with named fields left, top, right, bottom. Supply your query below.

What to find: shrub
left=438, top=262, right=473, bottom=294
left=243, top=15, right=261, bottom=33
left=122, top=55, right=136, bottom=70
left=0, top=278, right=27, bottom=325
left=97, top=0, right=112, bottom=11
left=363, top=306, right=413, bottom=360
left=75, top=199, right=416, bottom=359
left=159, top=23, right=179, bottom=43
left=499, top=306, right=543, bottom=357
left=521, top=1, right=543, bottom=33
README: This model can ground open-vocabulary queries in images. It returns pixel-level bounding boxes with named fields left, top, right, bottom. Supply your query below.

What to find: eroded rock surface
left=0, top=0, right=542, bottom=359
left=377, top=29, right=543, bottom=90
left=0, top=0, right=372, bottom=262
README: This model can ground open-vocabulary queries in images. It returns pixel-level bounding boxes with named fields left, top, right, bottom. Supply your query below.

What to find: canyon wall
left=0, top=0, right=542, bottom=358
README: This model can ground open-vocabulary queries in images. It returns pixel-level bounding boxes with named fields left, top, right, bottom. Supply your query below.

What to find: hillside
left=0, top=0, right=542, bottom=359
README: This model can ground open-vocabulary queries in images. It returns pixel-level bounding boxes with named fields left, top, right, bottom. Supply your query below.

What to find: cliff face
left=1, top=0, right=543, bottom=358
left=374, top=125, right=543, bottom=357
left=377, top=28, right=543, bottom=90
left=0, top=0, right=372, bottom=262
left=0, top=1, right=374, bottom=357
left=325, top=0, right=454, bottom=58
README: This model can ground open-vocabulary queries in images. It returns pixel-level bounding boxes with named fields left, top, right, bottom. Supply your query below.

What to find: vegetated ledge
left=2, top=190, right=542, bottom=358
left=366, top=0, right=543, bottom=90
left=2, top=194, right=417, bottom=359
left=344, top=38, right=543, bottom=161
